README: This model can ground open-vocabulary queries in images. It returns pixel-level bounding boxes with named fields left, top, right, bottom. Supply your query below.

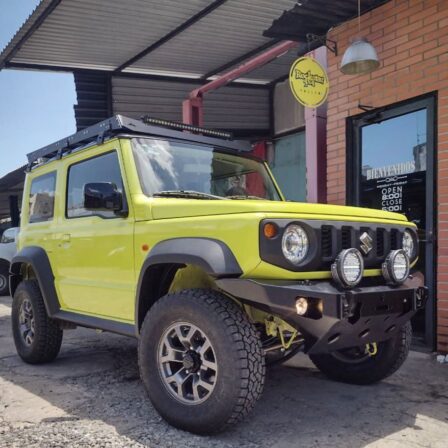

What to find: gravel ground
left=0, top=295, right=447, bottom=448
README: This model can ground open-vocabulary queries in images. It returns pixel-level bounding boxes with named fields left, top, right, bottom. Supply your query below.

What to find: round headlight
left=281, top=224, right=309, bottom=265
left=382, top=249, right=410, bottom=285
left=402, top=230, right=415, bottom=259
left=331, top=248, right=364, bottom=287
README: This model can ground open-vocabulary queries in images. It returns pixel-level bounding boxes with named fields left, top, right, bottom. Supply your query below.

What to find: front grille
left=259, top=219, right=412, bottom=272
left=319, top=223, right=406, bottom=269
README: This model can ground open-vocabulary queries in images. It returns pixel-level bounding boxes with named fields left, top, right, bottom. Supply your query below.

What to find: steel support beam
left=0, top=0, right=62, bottom=70
left=201, top=39, right=280, bottom=80
left=5, top=62, right=269, bottom=90
left=183, top=40, right=298, bottom=126
left=305, top=46, right=327, bottom=203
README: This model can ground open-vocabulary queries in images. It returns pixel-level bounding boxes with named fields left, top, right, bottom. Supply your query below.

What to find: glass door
left=348, top=95, right=436, bottom=348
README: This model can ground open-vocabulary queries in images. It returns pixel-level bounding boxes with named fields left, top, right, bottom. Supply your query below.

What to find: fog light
left=382, top=249, right=410, bottom=285
left=331, top=248, right=364, bottom=287
left=295, top=297, right=308, bottom=316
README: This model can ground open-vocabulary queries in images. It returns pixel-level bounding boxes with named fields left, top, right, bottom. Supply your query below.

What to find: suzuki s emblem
left=360, top=232, right=373, bottom=255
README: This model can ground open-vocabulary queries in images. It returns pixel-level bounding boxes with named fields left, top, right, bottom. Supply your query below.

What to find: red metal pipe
left=183, top=40, right=299, bottom=125
left=189, top=40, right=298, bottom=99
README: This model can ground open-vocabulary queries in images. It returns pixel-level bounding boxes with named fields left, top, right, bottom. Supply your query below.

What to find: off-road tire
left=11, top=280, right=63, bottom=364
left=0, top=260, right=9, bottom=296
left=309, top=321, right=412, bottom=385
left=138, top=288, right=265, bottom=434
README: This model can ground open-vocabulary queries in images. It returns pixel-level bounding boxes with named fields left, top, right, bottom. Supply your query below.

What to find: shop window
left=360, top=109, right=427, bottom=227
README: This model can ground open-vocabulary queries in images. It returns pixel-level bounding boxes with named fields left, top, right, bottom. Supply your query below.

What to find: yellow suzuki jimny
left=11, top=115, right=426, bottom=434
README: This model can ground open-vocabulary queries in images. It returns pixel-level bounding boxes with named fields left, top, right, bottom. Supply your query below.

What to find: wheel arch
left=135, top=238, right=242, bottom=334
left=10, top=246, right=60, bottom=316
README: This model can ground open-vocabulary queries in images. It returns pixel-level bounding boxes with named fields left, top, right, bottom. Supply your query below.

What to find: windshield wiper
left=152, top=190, right=224, bottom=200
left=226, top=195, right=265, bottom=200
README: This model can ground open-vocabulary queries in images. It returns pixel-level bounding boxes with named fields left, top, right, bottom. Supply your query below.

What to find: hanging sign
left=289, top=57, right=329, bottom=108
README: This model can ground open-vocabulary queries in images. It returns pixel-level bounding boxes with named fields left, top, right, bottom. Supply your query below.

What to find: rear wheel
left=11, top=280, right=63, bottom=364
left=0, top=261, right=9, bottom=296
left=309, top=322, right=412, bottom=385
left=138, top=289, right=265, bottom=434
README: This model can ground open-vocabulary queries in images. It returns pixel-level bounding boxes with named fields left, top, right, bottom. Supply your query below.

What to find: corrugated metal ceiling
left=129, top=0, right=296, bottom=76
left=0, top=0, right=390, bottom=84
left=0, top=0, right=298, bottom=83
left=10, top=0, right=214, bottom=71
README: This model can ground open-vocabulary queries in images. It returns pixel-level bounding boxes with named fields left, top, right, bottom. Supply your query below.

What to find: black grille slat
left=376, top=228, right=385, bottom=257
left=321, top=225, right=332, bottom=258
left=341, top=226, right=352, bottom=249
left=390, top=229, right=398, bottom=250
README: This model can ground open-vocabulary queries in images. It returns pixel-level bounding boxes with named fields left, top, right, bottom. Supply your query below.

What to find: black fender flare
left=135, top=238, right=242, bottom=330
left=142, top=238, right=242, bottom=278
left=10, top=246, right=60, bottom=316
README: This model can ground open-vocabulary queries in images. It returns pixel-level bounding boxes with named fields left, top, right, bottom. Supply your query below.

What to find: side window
left=29, top=172, right=56, bottom=224
left=66, top=151, right=125, bottom=219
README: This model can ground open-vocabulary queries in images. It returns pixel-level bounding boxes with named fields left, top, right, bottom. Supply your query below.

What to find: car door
left=54, top=147, right=135, bottom=322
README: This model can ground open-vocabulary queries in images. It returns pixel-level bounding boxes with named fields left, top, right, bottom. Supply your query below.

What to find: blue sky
left=361, top=109, right=426, bottom=169
left=0, top=0, right=76, bottom=178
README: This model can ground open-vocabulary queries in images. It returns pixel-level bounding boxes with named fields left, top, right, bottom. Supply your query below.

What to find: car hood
left=150, top=198, right=409, bottom=224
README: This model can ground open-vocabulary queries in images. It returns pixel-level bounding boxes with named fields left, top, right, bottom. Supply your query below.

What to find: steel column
left=305, top=46, right=327, bottom=203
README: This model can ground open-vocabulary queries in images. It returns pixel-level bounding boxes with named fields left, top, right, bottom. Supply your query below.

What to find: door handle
left=60, top=234, right=71, bottom=244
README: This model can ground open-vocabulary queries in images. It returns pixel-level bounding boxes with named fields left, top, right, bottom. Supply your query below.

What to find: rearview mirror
left=83, top=182, right=123, bottom=212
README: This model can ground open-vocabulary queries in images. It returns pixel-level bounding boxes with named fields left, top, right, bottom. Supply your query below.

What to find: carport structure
left=0, top=0, right=388, bottom=221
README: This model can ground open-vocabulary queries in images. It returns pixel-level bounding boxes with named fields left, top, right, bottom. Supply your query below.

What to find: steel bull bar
left=216, top=272, right=426, bottom=354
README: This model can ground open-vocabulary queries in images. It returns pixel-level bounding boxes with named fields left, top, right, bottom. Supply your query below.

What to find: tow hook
left=365, top=343, right=378, bottom=357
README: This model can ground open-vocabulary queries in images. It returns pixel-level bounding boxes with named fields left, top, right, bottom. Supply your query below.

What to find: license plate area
left=353, top=289, right=415, bottom=317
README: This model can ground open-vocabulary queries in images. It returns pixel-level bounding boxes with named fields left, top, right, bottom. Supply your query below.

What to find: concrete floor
left=0, top=295, right=447, bottom=448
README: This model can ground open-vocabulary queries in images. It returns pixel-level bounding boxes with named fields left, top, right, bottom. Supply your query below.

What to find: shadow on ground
left=0, top=296, right=447, bottom=447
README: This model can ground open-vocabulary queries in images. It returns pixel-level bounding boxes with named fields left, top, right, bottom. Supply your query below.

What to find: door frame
left=346, top=92, right=437, bottom=349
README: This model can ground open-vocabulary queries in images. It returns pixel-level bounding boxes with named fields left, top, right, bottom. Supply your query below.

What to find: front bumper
left=216, top=272, right=426, bottom=355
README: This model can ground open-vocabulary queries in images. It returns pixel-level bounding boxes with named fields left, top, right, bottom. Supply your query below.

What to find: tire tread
left=12, top=280, right=63, bottom=364
left=138, top=288, right=265, bottom=433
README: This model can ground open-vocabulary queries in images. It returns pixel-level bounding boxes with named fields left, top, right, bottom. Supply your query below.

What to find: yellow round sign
left=289, top=57, right=329, bottom=108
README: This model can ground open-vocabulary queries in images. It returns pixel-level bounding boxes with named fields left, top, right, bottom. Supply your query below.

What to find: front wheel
left=309, top=322, right=412, bottom=385
left=138, top=289, right=265, bottom=434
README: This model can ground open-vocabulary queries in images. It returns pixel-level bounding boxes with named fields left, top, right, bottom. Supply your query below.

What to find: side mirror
left=83, top=182, right=123, bottom=212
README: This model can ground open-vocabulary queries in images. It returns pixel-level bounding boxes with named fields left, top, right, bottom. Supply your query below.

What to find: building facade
left=325, top=0, right=447, bottom=352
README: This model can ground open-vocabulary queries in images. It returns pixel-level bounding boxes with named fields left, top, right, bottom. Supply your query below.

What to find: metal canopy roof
left=0, top=0, right=389, bottom=85
left=0, top=166, right=25, bottom=221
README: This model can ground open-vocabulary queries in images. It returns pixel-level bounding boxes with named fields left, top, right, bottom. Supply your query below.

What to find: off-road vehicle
left=10, top=115, right=426, bottom=434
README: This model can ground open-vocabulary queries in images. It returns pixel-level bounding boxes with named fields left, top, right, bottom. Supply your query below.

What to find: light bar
left=140, top=116, right=233, bottom=140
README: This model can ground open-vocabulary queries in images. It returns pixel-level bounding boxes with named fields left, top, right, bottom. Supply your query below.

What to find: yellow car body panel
left=18, top=136, right=417, bottom=324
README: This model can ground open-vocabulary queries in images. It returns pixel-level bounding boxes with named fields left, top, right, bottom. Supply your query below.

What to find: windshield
left=132, top=138, right=281, bottom=201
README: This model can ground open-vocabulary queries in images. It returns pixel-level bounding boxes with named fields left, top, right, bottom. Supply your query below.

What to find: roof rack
left=26, top=115, right=251, bottom=168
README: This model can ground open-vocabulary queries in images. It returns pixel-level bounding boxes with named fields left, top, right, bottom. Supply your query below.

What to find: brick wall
left=325, top=0, right=448, bottom=353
